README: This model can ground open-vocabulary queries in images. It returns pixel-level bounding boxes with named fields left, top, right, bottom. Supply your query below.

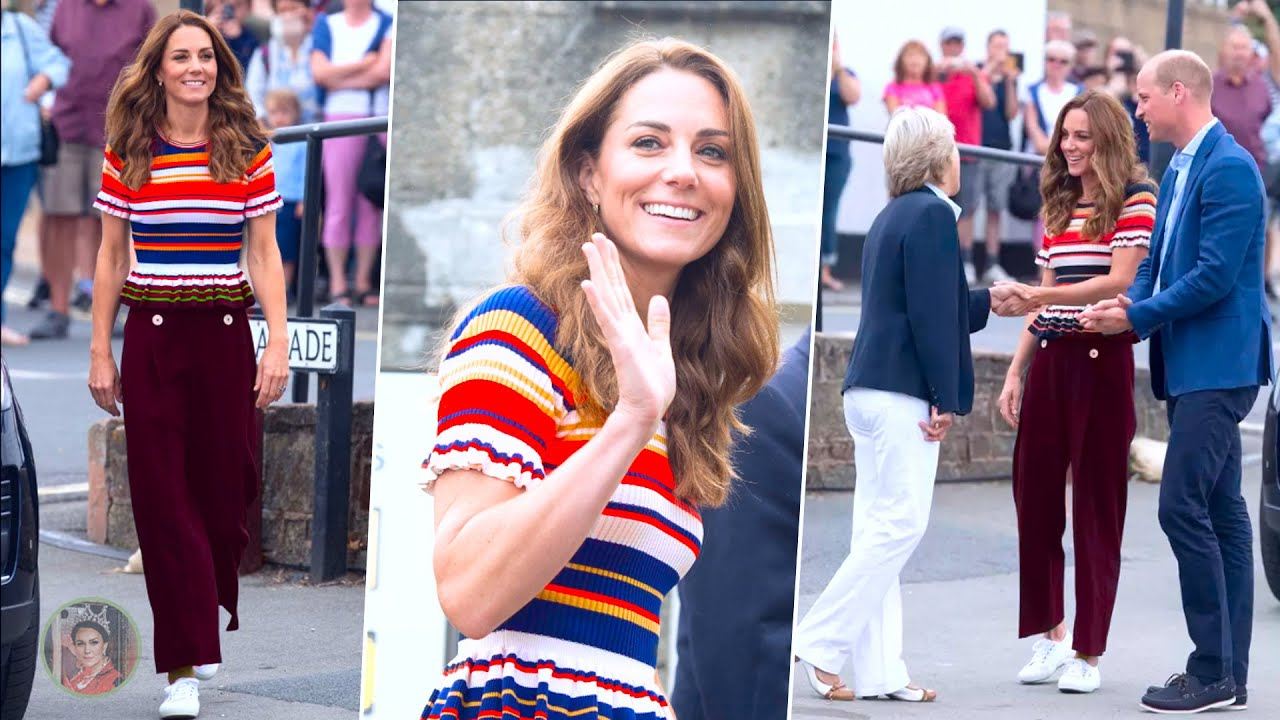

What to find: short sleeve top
left=883, top=80, right=944, bottom=110
left=93, top=136, right=282, bottom=310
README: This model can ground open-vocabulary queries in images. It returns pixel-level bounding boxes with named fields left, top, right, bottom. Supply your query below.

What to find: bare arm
left=244, top=213, right=289, bottom=408
left=433, top=234, right=676, bottom=638
left=1003, top=73, right=1020, bottom=121
left=310, top=48, right=377, bottom=88
left=884, top=94, right=902, bottom=114
left=1024, top=101, right=1050, bottom=154
left=1022, top=246, right=1148, bottom=306
left=835, top=69, right=861, bottom=106
left=973, top=65, right=997, bottom=109
left=87, top=216, right=132, bottom=416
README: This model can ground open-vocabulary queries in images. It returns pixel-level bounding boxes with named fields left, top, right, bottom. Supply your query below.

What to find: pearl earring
left=592, top=203, right=599, bottom=215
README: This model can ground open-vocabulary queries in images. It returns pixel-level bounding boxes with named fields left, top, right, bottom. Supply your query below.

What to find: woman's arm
left=997, top=272, right=1048, bottom=429
left=1003, top=73, right=1020, bottom=121
left=433, top=235, right=676, bottom=638
left=87, top=215, right=131, bottom=416
left=1018, top=246, right=1148, bottom=306
left=244, top=213, right=289, bottom=408
left=1024, top=101, right=1049, bottom=154
left=310, top=48, right=378, bottom=88
left=884, top=92, right=902, bottom=114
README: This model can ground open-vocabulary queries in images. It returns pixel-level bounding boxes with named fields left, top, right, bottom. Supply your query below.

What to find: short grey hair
left=883, top=106, right=956, bottom=197
left=1045, top=39, right=1076, bottom=60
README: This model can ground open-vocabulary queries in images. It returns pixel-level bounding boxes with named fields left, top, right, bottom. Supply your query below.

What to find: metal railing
left=272, top=115, right=388, bottom=403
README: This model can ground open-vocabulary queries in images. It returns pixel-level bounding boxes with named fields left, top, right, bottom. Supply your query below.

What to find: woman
left=883, top=40, right=945, bottom=114
left=822, top=32, right=860, bottom=292
left=1, top=4, right=68, bottom=346
left=87, top=11, right=288, bottom=719
left=1022, top=40, right=1082, bottom=156
left=246, top=0, right=318, bottom=124
left=419, top=38, right=778, bottom=720
left=310, top=0, right=392, bottom=306
left=793, top=106, right=1006, bottom=704
left=64, top=621, right=123, bottom=695
left=995, top=90, right=1156, bottom=694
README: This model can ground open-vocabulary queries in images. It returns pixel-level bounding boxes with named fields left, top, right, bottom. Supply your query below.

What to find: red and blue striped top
left=93, top=136, right=282, bottom=310
left=421, top=285, right=700, bottom=720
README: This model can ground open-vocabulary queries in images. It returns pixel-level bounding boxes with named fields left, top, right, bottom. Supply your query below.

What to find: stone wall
left=805, top=333, right=1170, bottom=490
left=380, top=0, right=829, bottom=371
left=1049, top=0, right=1231, bottom=62
left=87, top=402, right=374, bottom=571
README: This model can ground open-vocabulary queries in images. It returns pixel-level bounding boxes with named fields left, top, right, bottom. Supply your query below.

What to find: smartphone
left=1009, top=51, right=1024, bottom=73
left=1117, top=50, right=1136, bottom=74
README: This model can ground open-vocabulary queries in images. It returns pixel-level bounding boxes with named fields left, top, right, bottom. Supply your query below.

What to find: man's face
left=987, top=33, right=1008, bottom=62
left=1222, top=29, right=1254, bottom=76
left=941, top=38, right=964, bottom=59
left=1134, top=65, right=1179, bottom=143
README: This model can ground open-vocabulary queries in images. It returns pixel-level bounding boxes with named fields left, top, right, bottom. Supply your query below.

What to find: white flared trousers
left=793, top=388, right=939, bottom=696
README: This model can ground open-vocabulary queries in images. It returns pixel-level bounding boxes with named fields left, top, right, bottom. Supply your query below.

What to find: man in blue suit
left=670, top=329, right=809, bottom=720
left=1081, top=50, right=1274, bottom=714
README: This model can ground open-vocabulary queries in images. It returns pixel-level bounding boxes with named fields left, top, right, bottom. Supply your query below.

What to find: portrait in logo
left=41, top=598, right=140, bottom=697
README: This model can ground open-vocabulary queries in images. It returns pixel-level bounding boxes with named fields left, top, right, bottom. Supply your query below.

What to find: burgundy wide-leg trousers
left=120, top=307, right=261, bottom=673
left=1011, top=333, right=1135, bottom=657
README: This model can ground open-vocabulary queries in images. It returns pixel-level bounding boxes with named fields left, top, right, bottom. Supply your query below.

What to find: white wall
left=831, top=0, right=1047, bottom=237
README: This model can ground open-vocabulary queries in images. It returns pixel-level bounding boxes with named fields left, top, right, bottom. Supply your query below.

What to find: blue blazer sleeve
left=903, top=202, right=964, bottom=413
left=1127, top=158, right=1259, bottom=338
left=1127, top=253, right=1156, bottom=305
left=969, top=288, right=991, bottom=333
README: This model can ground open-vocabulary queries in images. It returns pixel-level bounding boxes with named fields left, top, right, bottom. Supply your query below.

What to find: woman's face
left=158, top=25, right=218, bottom=109
left=1059, top=108, right=1096, bottom=180
left=72, top=628, right=106, bottom=667
left=903, top=48, right=928, bottom=79
left=578, top=68, right=737, bottom=285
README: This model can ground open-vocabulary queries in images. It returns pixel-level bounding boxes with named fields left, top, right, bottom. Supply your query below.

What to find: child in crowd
left=265, top=88, right=306, bottom=299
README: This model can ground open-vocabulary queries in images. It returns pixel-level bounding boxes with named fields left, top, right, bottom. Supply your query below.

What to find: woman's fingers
left=647, top=294, right=671, bottom=348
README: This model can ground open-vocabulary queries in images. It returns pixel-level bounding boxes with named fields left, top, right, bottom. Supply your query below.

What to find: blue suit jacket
left=670, top=330, right=809, bottom=720
left=1126, top=122, right=1274, bottom=400
left=842, top=188, right=991, bottom=414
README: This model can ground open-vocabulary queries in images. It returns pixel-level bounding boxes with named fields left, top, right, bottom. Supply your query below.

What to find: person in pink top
left=883, top=40, right=945, bottom=114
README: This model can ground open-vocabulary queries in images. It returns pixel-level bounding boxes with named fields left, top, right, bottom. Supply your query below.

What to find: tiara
left=64, top=603, right=112, bottom=635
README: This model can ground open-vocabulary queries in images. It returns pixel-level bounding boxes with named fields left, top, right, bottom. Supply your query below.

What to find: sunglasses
left=1047, top=57, right=1072, bottom=65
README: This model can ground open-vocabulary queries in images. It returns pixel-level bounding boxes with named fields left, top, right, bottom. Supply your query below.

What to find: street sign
left=248, top=316, right=342, bottom=373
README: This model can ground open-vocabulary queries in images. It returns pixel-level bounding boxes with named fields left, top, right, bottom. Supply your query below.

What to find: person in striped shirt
left=84, top=10, right=288, bottom=719
left=994, top=90, right=1156, bottom=695
left=419, top=38, right=779, bottom=720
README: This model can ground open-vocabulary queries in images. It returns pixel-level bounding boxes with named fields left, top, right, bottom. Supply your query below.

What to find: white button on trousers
left=152, top=314, right=163, bottom=326
left=223, top=314, right=233, bottom=325
left=792, top=388, right=939, bottom=696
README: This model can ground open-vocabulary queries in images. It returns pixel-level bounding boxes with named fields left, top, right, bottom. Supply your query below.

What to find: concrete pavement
left=790, top=435, right=1280, bottom=719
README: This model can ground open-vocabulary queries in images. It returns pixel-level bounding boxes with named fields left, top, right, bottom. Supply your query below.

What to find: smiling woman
left=85, top=9, right=289, bottom=719
left=416, top=37, right=779, bottom=720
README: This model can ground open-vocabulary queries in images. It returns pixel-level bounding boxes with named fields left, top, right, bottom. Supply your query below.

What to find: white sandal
left=795, top=657, right=855, bottom=701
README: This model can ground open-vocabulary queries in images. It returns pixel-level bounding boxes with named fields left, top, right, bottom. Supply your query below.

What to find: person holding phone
left=975, top=29, right=1022, bottom=285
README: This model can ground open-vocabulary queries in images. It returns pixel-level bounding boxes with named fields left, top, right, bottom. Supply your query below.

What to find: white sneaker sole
left=1138, top=697, right=1237, bottom=714
left=1059, top=683, right=1099, bottom=694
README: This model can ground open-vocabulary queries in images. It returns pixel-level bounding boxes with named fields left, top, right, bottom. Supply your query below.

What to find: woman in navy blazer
left=793, top=107, right=1011, bottom=704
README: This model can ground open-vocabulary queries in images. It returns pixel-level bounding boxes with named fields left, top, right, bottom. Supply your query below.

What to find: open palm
left=580, top=233, right=677, bottom=426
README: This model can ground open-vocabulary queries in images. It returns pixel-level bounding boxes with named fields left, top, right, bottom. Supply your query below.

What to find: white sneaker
left=193, top=663, right=219, bottom=681
left=1017, top=631, right=1074, bottom=684
left=159, top=677, right=200, bottom=719
left=1057, top=658, right=1101, bottom=693
left=964, top=262, right=978, bottom=285
left=983, top=262, right=1013, bottom=283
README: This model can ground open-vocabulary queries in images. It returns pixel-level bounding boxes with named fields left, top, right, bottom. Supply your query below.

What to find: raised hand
left=580, top=233, right=677, bottom=428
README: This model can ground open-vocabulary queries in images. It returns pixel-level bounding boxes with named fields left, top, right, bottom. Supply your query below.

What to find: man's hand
left=989, top=282, right=1041, bottom=317
left=919, top=406, right=954, bottom=442
left=1078, top=294, right=1134, bottom=334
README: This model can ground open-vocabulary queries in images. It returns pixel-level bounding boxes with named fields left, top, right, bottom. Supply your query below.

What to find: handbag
left=1008, top=165, right=1042, bottom=221
left=12, top=12, right=59, bottom=166
left=356, top=90, right=385, bottom=208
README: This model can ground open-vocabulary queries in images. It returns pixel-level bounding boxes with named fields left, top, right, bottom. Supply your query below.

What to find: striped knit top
left=420, top=285, right=700, bottom=720
left=1030, top=181, right=1157, bottom=339
left=93, top=136, right=282, bottom=310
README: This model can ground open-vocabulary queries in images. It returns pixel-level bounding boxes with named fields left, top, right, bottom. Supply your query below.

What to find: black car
left=1, top=358, right=38, bottom=720
left=1263, top=383, right=1280, bottom=602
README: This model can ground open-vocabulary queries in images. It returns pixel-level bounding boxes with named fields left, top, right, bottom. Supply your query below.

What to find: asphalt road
left=790, top=435, right=1280, bottom=719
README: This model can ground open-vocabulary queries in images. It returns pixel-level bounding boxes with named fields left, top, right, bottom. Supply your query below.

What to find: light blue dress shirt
left=1, top=10, right=69, bottom=167
left=1158, top=118, right=1219, bottom=289
left=925, top=183, right=964, bottom=221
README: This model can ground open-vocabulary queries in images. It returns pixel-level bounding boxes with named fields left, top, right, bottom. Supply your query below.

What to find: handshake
left=988, top=282, right=1042, bottom=318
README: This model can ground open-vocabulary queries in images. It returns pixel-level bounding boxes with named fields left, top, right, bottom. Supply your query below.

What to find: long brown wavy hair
left=1041, top=90, right=1150, bottom=238
left=104, top=10, right=267, bottom=190
left=502, top=38, right=779, bottom=507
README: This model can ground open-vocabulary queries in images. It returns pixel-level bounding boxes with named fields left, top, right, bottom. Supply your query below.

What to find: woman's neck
left=1079, top=171, right=1099, bottom=203
left=904, top=73, right=924, bottom=84
left=162, top=103, right=211, bottom=144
